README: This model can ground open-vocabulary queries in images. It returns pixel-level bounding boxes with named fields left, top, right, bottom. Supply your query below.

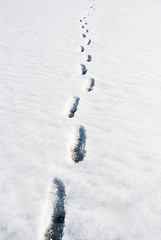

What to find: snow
left=1, top=0, right=161, bottom=239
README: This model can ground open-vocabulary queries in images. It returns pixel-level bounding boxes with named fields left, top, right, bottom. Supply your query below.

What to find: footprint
left=80, top=46, right=85, bottom=52
left=82, top=25, right=85, bottom=29
left=85, top=78, right=95, bottom=92
left=86, top=54, right=92, bottom=62
left=85, top=22, right=88, bottom=25
left=82, top=34, right=86, bottom=38
left=87, top=39, right=91, bottom=45
left=80, top=64, right=88, bottom=75
left=44, top=179, right=66, bottom=240
left=67, top=97, right=80, bottom=118
left=71, top=126, right=86, bottom=163
left=86, top=29, right=89, bottom=33
left=80, top=19, right=82, bottom=22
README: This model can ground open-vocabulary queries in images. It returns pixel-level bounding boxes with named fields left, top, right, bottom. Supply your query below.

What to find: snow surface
left=1, top=0, right=161, bottom=239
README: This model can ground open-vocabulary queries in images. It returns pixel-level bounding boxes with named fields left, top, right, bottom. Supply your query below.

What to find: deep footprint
left=67, top=97, right=80, bottom=118
left=86, top=78, right=95, bottom=92
left=82, top=34, right=86, bottom=38
left=81, top=64, right=88, bottom=75
left=80, top=46, right=85, bottom=52
left=87, top=55, right=92, bottom=62
left=82, top=25, right=84, bottom=29
left=44, top=179, right=66, bottom=240
left=71, top=126, right=86, bottom=163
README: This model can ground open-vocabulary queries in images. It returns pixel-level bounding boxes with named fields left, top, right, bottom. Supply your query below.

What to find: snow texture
left=1, top=0, right=161, bottom=239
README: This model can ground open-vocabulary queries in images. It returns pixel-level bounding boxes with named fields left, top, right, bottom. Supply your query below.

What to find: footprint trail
left=43, top=3, right=96, bottom=240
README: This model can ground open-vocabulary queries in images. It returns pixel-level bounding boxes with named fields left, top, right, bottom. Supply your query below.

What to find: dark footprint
left=67, top=97, right=80, bottom=118
left=82, top=25, right=84, bottom=29
left=71, top=126, right=86, bottom=163
left=81, top=64, right=88, bottom=75
left=85, top=22, right=88, bottom=25
left=80, top=19, right=82, bottom=22
left=86, top=29, right=89, bottom=33
left=87, top=55, right=92, bottom=62
left=84, top=17, right=86, bottom=19
left=87, top=39, right=91, bottom=45
left=82, top=34, right=86, bottom=38
left=86, top=78, right=95, bottom=92
left=80, top=46, right=85, bottom=52
left=44, top=179, right=66, bottom=240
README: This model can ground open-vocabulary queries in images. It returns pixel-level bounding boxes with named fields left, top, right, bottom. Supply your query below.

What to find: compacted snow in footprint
left=1, top=0, right=161, bottom=239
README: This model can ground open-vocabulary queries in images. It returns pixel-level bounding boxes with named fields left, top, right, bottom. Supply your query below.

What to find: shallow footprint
left=87, top=39, right=91, bottom=45
left=86, top=54, right=92, bottom=62
left=85, top=78, right=95, bottom=92
left=80, top=46, right=85, bottom=52
left=80, top=64, right=88, bottom=75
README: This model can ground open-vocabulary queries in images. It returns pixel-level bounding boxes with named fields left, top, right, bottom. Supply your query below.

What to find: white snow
left=1, top=0, right=161, bottom=239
